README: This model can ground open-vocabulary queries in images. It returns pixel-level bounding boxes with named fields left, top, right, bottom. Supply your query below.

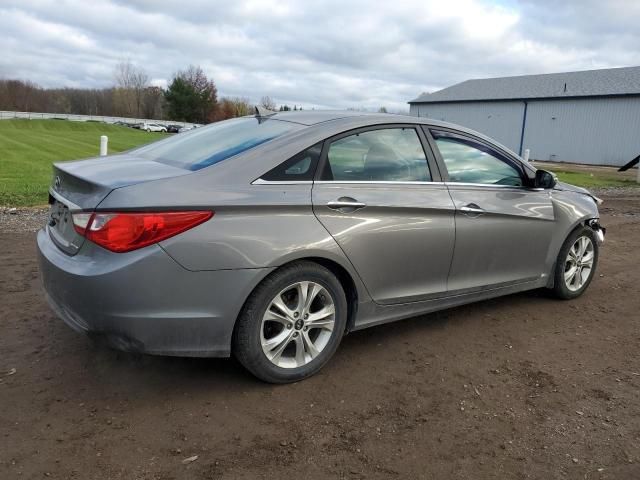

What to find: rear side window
left=134, top=117, right=303, bottom=171
left=261, top=142, right=322, bottom=181
left=431, top=130, right=523, bottom=186
left=322, top=128, right=431, bottom=182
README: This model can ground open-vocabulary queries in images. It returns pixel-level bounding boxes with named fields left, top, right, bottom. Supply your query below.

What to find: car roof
left=269, top=110, right=467, bottom=129
left=269, top=110, right=386, bottom=125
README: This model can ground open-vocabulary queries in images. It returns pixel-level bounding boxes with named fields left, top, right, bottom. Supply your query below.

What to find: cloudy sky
left=1, top=0, right=639, bottom=111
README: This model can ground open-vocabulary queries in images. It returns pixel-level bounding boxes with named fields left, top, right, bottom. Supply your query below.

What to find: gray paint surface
left=38, top=111, right=602, bottom=358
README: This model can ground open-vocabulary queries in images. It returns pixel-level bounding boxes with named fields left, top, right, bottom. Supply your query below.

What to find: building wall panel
left=522, top=97, right=640, bottom=166
left=410, top=101, right=525, bottom=153
left=410, top=96, right=640, bottom=166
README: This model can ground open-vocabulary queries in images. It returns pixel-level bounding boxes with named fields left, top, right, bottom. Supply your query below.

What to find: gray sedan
left=38, top=110, right=605, bottom=383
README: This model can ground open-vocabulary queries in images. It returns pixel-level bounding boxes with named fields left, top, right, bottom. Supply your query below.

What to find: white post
left=100, top=135, right=108, bottom=156
left=523, top=148, right=530, bottom=163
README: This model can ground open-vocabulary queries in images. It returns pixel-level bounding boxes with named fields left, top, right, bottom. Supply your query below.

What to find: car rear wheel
left=233, top=261, right=347, bottom=383
left=551, top=226, right=599, bottom=299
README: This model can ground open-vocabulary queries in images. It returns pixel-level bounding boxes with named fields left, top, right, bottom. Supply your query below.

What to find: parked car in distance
left=178, top=125, right=194, bottom=133
left=141, top=122, right=167, bottom=133
left=166, top=124, right=182, bottom=133
left=38, top=110, right=605, bottom=383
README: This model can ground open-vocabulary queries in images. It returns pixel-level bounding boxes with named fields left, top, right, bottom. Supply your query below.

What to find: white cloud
left=0, top=0, right=638, bottom=111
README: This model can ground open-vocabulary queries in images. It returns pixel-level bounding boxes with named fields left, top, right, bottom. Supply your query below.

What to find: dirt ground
left=1, top=191, right=639, bottom=480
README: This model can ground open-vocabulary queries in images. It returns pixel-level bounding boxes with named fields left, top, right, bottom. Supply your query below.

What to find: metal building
left=408, top=66, right=640, bottom=166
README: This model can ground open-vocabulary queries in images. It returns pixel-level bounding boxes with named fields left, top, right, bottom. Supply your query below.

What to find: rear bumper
left=37, top=229, right=272, bottom=357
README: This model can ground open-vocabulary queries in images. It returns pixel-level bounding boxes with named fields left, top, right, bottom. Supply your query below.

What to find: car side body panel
left=312, top=182, right=456, bottom=304
left=445, top=184, right=555, bottom=292
left=38, top=111, right=602, bottom=357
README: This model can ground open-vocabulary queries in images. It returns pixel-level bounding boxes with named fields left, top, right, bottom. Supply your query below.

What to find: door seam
left=310, top=181, right=376, bottom=303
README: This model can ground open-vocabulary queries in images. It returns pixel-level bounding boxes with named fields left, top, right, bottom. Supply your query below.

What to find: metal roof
left=409, top=66, right=640, bottom=104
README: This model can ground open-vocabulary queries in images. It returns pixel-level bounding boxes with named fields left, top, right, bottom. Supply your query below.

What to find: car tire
left=551, top=225, right=599, bottom=300
left=233, top=261, right=347, bottom=383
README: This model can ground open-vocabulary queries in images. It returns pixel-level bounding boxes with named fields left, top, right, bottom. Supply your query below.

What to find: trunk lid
left=47, top=153, right=191, bottom=255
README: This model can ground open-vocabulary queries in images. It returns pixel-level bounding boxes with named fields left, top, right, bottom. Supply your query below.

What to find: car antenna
left=255, top=105, right=277, bottom=121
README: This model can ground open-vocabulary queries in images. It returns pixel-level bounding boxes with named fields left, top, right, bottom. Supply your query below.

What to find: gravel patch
left=590, top=186, right=640, bottom=197
left=0, top=207, right=49, bottom=233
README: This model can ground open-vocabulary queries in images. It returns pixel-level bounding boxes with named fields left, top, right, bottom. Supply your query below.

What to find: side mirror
left=534, top=169, right=557, bottom=189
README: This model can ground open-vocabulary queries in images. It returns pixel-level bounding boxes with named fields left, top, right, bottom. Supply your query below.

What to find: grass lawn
left=0, top=119, right=166, bottom=206
left=536, top=162, right=639, bottom=189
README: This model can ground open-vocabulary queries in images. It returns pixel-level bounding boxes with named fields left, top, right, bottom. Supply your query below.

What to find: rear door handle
left=459, top=203, right=485, bottom=215
left=327, top=197, right=367, bottom=212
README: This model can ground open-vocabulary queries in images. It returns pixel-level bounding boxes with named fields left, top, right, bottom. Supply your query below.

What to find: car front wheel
left=551, top=225, right=599, bottom=299
left=233, top=261, right=347, bottom=383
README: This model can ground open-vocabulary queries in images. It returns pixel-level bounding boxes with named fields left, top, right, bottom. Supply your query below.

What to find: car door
left=312, top=125, right=456, bottom=305
left=425, top=128, right=555, bottom=293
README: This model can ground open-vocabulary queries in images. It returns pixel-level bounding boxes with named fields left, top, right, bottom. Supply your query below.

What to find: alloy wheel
left=260, top=281, right=336, bottom=368
left=564, top=235, right=595, bottom=291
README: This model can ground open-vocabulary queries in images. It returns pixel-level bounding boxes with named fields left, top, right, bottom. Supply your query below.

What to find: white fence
left=0, top=110, right=201, bottom=128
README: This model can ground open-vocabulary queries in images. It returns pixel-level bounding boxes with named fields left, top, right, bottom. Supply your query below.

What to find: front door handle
left=460, top=203, right=485, bottom=215
left=327, top=197, right=367, bottom=212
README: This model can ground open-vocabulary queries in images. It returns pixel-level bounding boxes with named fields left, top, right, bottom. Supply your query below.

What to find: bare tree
left=114, top=59, right=149, bottom=117
left=142, top=86, right=165, bottom=119
left=211, top=97, right=254, bottom=121
left=229, top=97, right=253, bottom=116
left=0, top=79, right=44, bottom=111
left=260, top=96, right=276, bottom=111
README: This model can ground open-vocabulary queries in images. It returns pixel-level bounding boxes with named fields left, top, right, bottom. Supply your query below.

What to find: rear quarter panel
left=100, top=177, right=371, bottom=302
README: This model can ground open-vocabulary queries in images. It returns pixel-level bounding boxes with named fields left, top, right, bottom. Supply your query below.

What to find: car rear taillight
left=72, top=212, right=93, bottom=236
left=72, top=211, right=213, bottom=253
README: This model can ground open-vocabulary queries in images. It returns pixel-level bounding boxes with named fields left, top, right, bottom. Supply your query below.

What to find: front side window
left=134, top=117, right=304, bottom=171
left=322, top=128, right=431, bottom=182
left=431, top=131, right=523, bottom=186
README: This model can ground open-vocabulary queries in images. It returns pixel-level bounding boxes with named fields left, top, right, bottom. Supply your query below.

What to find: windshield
left=134, top=117, right=304, bottom=171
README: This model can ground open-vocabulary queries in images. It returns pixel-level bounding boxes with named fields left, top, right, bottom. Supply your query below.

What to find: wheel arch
left=303, top=256, right=359, bottom=333
left=233, top=255, right=363, bottom=341
left=546, top=217, right=600, bottom=288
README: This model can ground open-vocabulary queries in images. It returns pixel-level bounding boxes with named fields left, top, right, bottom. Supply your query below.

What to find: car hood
left=554, top=181, right=602, bottom=204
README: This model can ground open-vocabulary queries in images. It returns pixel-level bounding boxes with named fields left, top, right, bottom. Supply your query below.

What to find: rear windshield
left=134, top=117, right=304, bottom=171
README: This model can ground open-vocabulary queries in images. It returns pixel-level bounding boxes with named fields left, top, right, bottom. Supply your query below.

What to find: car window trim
left=314, top=123, right=442, bottom=183
left=252, top=179, right=314, bottom=185
left=423, top=126, right=533, bottom=188
left=313, top=180, right=445, bottom=185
